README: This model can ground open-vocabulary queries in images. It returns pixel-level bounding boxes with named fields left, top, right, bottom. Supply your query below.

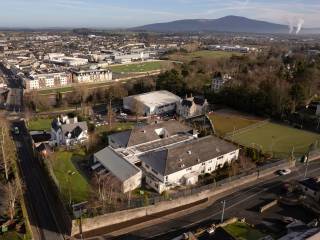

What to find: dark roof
left=36, top=143, right=51, bottom=153
left=181, top=99, right=193, bottom=108
left=61, top=122, right=88, bottom=138
left=65, top=126, right=83, bottom=138
left=109, top=120, right=192, bottom=148
left=31, top=132, right=51, bottom=143
left=299, top=178, right=320, bottom=192
left=51, top=118, right=60, bottom=132
left=193, top=96, right=206, bottom=106
left=140, top=135, right=238, bottom=176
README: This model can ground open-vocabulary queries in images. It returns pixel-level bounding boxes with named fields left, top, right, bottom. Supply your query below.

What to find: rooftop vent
left=187, top=150, right=192, bottom=155
left=179, top=158, right=183, bottom=162
left=216, top=148, right=220, bottom=153
left=180, top=164, right=185, bottom=168
left=197, top=158, right=201, bottom=162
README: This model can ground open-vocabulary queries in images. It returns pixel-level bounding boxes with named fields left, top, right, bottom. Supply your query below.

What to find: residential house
left=72, top=69, right=112, bottom=84
left=299, top=177, right=320, bottom=202
left=176, top=95, right=209, bottom=119
left=211, top=72, right=232, bottom=92
left=51, top=115, right=88, bottom=146
left=140, top=135, right=239, bottom=193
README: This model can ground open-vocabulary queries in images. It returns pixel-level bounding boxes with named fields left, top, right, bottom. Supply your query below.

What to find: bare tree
left=131, top=98, right=144, bottom=122
left=4, top=177, right=21, bottom=220
left=0, top=117, right=16, bottom=181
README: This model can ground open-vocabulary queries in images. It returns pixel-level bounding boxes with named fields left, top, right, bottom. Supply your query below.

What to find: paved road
left=0, top=63, right=24, bottom=111
left=108, top=162, right=320, bottom=240
left=12, top=120, right=71, bottom=240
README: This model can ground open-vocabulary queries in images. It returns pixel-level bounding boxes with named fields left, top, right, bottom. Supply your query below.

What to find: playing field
left=208, top=113, right=260, bottom=136
left=229, top=122, right=320, bottom=157
left=166, top=50, right=242, bottom=62
left=109, top=61, right=171, bottom=73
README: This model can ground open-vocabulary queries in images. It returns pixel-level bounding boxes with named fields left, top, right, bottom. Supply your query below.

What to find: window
left=165, top=176, right=168, bottom=181
left=187, top=167, right=192, bottom=171
left=145, top=164, right=150, bottom=169
left=201, top=162, right=205, bottom=166
left=152, top=169, right=158, bottom=175
left=218, top=156, right=223, bottom=160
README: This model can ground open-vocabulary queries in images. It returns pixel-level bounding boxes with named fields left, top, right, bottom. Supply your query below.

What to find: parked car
left=206, top=224, right=216, bottom=234
left=277, top=169, right=291, bottom=176
left=13, top=126, right=20, bottom=135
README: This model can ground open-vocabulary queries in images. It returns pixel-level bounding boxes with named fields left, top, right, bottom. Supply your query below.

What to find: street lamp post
left=67, top=170, right=76, bottom=206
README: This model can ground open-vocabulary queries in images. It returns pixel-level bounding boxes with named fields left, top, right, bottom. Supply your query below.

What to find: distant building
left=177, top=95, right=208, bottom=119
left=140, top=136, right=239, bottom=193
left=25, top=72, right=71, bottom=90
left=123, top=90, right=181, bottom=116
left=112, top=52, right=149, bottom=64
left=211, top=72, right=231, bottom=92
left=72, top=69, right=112, bottom=84
left=51, top=115, right=88, bottom=146
left=47, top=53, right=88, bottom=66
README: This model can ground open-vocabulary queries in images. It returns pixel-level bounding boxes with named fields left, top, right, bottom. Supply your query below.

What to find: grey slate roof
left=94, top=147, right=141, bottom=181
left=61, top=122, right=88, bottom=138
left=109, top=120, right=192, bottom=148
left=140, top=136, right=238, bottom=176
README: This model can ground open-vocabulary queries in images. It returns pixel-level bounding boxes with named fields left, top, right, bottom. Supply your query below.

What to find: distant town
left=1, top=13, right=320, bottom=240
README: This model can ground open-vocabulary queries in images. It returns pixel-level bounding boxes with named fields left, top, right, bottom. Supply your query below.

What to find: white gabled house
left=140, top=136, right=239, bottom=193
left=176, top=95, right=209, bottom=119
left=51, top=115, right=89, bottom=146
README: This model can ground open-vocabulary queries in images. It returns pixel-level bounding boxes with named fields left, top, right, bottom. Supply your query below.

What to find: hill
left=132, top=15, right=292, bottom=34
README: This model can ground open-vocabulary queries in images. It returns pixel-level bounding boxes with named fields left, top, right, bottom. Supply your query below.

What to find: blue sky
left=0, top=0, right=319, bottom=28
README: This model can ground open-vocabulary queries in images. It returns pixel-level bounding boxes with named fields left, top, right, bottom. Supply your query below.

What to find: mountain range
left=131, top=16, right=319, bottom=34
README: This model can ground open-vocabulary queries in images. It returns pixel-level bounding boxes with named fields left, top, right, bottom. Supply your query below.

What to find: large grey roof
left=95, top=147, right=140, bottom=181
left=109, top=120, right=192, bottom=148
left=140, top=136, right=238, bottom=176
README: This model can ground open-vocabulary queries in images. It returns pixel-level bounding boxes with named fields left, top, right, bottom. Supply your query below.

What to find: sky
left=0, top=0, right=319, bottom=28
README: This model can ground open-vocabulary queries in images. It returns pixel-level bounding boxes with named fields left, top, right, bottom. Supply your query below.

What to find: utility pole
left=221, top=200, right=226, bottom=223
left=304, top=144, right=312, bottom=178
left=79, top=206, right=83, bottom=240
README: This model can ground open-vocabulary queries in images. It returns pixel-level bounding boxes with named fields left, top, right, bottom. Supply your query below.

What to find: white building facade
left=72, top=69, right=112, bottom=83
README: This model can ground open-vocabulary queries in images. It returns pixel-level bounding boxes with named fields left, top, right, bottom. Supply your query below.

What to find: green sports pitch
left=226, top=122, right=320, bottom=158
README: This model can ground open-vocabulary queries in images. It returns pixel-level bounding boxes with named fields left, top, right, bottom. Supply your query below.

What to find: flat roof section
left=94, top=147, right=141, bottom=182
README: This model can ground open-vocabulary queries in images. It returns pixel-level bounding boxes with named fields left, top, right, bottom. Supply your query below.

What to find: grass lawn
left=166, top=50, right=242, bottom=62
left=28, top=118, right=53, bottom=131
left=224, top=221, right=266, bottom=240
left=208, top=113, right=260, bottom=136
left=230, top=122, right=320, bottom=158
left=95, top=121, right=136, bottom=135
left=109, top=61, right=171, bottom=73
left=51, top=149, right=90, bottom=204
left=0, top=232, right=25, bottom=240
left=37, top=86, right=74, bottom=95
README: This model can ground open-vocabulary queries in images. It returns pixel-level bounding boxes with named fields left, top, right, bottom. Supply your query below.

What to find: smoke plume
left=296, top=18, right=304, bottom=34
